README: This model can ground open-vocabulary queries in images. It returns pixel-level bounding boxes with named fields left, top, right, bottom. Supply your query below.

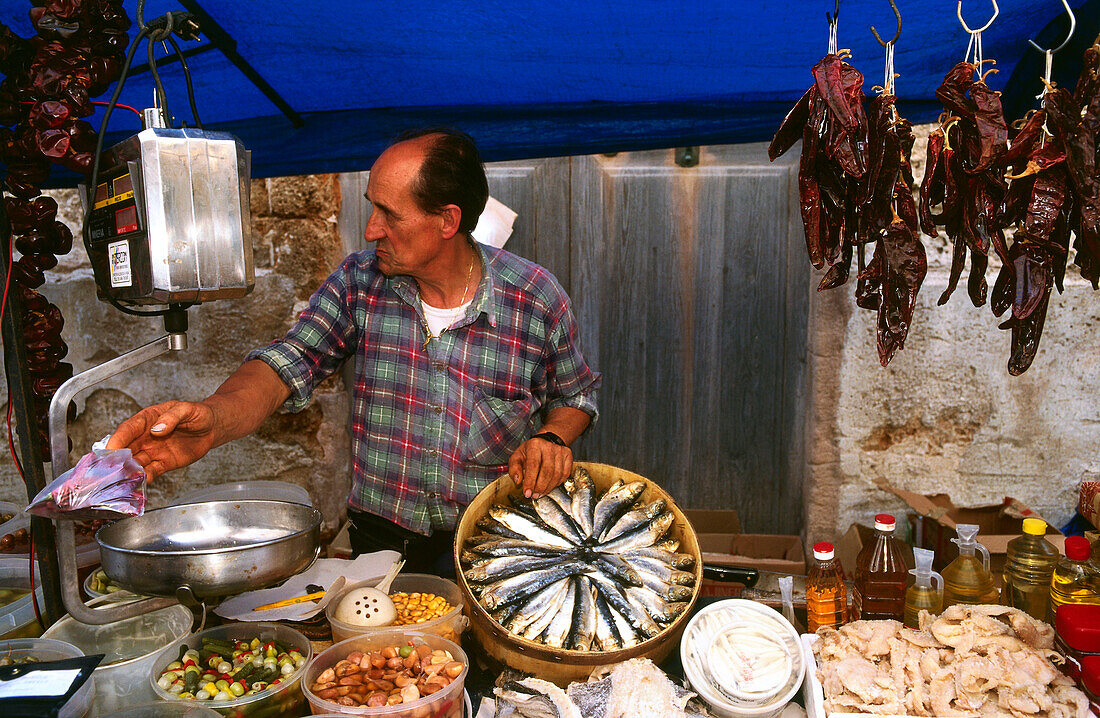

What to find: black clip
left=675, top=147, right=700, bottom=167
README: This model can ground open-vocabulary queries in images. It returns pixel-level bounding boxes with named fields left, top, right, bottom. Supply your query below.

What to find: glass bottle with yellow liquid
left=904, top=547, right=943, bottom=628
left=1049, top=536, right=1100, bottom=622
left=1001, top=518, right=1059, bottom=620
left=942, top=523, right=1000, bottom=607
left=807, top=541, right=847, bottom=632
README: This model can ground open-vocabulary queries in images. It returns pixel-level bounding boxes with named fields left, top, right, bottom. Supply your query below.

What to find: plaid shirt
left=247, top=242, right=600, bottom=535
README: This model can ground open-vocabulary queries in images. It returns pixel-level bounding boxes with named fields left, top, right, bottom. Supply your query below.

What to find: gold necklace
left=422, top=255, right=475, bottom=350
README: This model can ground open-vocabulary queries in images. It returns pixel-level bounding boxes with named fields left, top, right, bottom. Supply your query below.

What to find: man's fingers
left=507, top=452, right=524, bottom=486
left=521, top=448, right=544, bottom=498
left=534, top=448, right=568, bottom=497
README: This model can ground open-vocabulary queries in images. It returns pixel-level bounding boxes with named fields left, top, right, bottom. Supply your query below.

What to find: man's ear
left=439, top=204, right=462, bottom=239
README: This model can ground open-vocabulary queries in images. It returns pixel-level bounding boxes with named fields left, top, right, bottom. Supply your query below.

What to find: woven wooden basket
left=453, top=461, right=702, bottom=686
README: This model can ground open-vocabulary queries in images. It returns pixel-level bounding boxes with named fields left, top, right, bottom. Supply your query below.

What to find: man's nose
left=364, top=217, right=383, bottom=243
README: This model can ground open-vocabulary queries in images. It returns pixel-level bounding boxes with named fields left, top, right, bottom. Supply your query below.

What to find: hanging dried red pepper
left=1, top=1, right=130, bottom=457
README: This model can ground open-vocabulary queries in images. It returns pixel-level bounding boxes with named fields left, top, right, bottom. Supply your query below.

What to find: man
left=106, top=128, right=600, bottom=571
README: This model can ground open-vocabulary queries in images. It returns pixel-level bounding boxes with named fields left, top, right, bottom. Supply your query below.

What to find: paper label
left=0, top=668, right=80, bottom=698
left=107, top=240, right=132, bottom=288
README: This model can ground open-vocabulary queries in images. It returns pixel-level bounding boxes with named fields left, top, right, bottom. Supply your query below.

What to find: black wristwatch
left=531, top=431, right=568, bottom=447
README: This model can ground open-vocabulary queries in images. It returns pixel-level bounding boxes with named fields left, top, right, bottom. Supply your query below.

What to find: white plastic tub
left=0, top=557, right=44, bottom=639
left=326, top=573, right=467, bottom=643
left=43, top=598, right=193, bottom=715
left=0, top=637, right=95, bottom=718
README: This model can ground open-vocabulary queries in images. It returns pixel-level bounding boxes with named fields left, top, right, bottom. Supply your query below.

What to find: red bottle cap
left=874, top=514, right=896, bottom=531
left=1066, top=536, right=1091, bottom=561
left=813, top=542, right=835, bottom=560
left=1056, top=604, right=1100, bottom=653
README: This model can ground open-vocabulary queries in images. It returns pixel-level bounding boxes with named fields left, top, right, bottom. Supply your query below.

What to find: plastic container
left=1001, top=518, right=1060, bottom=620
left=101, top=703, right=222, bottom=717
left=303, top=630, right=468, bottom=717
left=904, top=547, right=943, bottom=629
left=852, top=514, right=907, bottom=621
left=941, top=523, right=1000, bottom=608
left=327, top=573, right=467, bottom=644
left=1050, top=537, right=1100, bottom=621
left=43, top=597, right=192, bottom=715
left=0, top=637, right=95, bottom=718
left=0, top=501, right=24, bottom=536
left=680, top=599, right=804, bottom=718
left=0, top=557, right=44, bottom=639
left=83, top=567, right=137, bottom=602
left=806, top=542, right=846, bottom=633
left=149, top=622, right=312, bottom=717
left=168, top=480, right=312, bottom=507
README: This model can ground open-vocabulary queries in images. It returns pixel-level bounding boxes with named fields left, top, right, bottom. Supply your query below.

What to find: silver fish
left=543, top=579, right=577, bottom=648
left=488, top=507, right=575, bottom=549
left=590, top=552, right=642, bottom=587
left=609, top=604, right=643, bottom=648
left=546, top=485, right=573, bottom=516
left=506, top=579, right=567, bottom=635
left=469, top=538, right=570, bottom=558
left=632, top=569, right=695, bottom=601
left=593, top=594, right=622, bottom=651
left=587, top=571, right=661, bottom=638
left=522, top=579, right=571, bottom=640
left=532, top=495, right=584, bottom=545
left=596, top=511, right=674, bottom=554
left=591, top=481, right=646, bottom=539
left=624, top=585, right=690, bottom=623
left=622, top=546, right=695, bottom=569
left=476, top=515, right=526, bottom=540
left=568, top=577, right=597, bottom=651
left=464, top=555, right=563, bottom=584
left=482, top=560, right=587, bottom=611
left=655, top=538, right=680, bottom=552
left=599, top=499, right=667, bottom=541
left=569, top=467, right=595, bottom=538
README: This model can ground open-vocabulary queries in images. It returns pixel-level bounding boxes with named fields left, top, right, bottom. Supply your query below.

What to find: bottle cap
left=874, top=514, right=896, bottom=532
left=813, top=542, right=835, bottom=560
left=1066, top=536, right=1091, bottom=561
left=1022, top=518, right=1047, bottom=536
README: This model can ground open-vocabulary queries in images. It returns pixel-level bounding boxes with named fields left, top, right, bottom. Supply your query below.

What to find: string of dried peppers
left=0, top=1, right=130, bottom=456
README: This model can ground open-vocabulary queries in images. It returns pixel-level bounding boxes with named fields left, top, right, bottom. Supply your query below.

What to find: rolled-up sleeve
left=541, top=301, right=600, bottom=422
left=245, top=260, right=358, bottom=413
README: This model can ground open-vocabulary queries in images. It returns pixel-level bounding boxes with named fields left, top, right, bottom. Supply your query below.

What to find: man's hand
left=105, top=401, right=217, bottom=481
left=508, top=436, right=573, bottom=499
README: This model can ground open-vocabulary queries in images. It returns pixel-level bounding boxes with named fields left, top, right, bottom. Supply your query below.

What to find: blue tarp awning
left=1, top=0, right=1097, bottom=183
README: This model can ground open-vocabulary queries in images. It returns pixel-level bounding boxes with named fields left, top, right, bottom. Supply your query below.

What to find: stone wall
left=0, top=175, right=352, bottom=534
left=803, top=126, right=1100, bottom=542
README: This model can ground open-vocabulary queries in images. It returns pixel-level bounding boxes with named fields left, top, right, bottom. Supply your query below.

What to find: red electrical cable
left=91, top=100, right=143, bottom=118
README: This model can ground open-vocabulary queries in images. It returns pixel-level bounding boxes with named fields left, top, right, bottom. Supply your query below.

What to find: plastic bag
left=26, top=436, right=146, bottom=521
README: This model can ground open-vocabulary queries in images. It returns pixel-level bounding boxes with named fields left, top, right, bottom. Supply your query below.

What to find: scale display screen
left=88, top=167, right=141, bottom=243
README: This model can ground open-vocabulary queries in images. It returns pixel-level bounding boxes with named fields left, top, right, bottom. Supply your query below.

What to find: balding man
left=107, top=128, right=600, bottom=573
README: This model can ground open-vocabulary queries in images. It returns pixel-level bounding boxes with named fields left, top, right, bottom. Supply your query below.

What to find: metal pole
left=0, top=195, right=64, bottom=625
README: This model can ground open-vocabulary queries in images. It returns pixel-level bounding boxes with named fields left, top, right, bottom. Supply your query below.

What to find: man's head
left=364, top=129, right=488, bottom=278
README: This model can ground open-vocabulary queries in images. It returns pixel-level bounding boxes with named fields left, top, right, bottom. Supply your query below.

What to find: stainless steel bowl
left=97, top=500, right=322, bottom=599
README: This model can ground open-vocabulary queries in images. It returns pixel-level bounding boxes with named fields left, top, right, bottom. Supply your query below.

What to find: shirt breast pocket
left=462, top=387, right=535, bottom=468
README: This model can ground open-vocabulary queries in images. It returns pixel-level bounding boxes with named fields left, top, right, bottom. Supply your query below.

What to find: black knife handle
left=702, top=564, right=760, bottom=588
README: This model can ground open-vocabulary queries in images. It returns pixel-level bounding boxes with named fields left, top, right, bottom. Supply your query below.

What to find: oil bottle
left=1001, top=517, right=1059, bottom=620
left=904, top=547, right=943, bottom=629
left=807, top=542, right=847, bottom=632
left=852, top=514, right=907, bottom=621
left=1050, top=536, right=1100, bottom=622
left=941, top=523, right=1000, bottom=607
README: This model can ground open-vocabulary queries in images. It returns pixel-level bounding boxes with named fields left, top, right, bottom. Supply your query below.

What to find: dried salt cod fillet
left=494, top=677, right=582, bottom=718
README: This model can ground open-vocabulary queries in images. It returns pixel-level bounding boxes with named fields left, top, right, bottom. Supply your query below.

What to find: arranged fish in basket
left=460, top=467, right=696, bottom=651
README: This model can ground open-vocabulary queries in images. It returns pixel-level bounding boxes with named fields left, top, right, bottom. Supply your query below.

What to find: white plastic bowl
left=0, top=637, right=96, bottom=718
left=680, top=599, right=805, bottom=718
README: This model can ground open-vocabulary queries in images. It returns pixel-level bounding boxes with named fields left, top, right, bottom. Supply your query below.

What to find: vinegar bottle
left=904, top=547, right=943, bottom=629
left=1001, top=518, right=1060, bottom=620
left=1050, top=536, right=1100, bottom=622
left=852, top=514, right=907, bottom=621
left=807, top=542, right=848, bottom=632
left=941, top=523, right=1000, bottom=607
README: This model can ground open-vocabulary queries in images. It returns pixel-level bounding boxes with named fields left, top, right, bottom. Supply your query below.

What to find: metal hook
left=957, top=0, right=999, bottom=34
left=1027, top=0, right=1075, bottom=54
left=870, top=0, right=902, bottom=46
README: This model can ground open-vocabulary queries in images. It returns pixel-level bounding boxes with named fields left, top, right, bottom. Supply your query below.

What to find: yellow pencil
left=252, top=590, right=326, bottom=611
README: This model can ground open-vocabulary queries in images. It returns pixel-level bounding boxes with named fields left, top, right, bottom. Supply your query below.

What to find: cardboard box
left=877, top=480, right=1065, bottom=576
left=684, top=509, right=806, bottom=598
left=1080, top=478, right=1100, bottom=531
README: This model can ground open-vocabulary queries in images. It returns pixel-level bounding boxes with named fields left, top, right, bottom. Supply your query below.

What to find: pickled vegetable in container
left=942, top=523, right=999, bottom=607
left=807, top=542, right=847, bottom=632
left=852, top=514, right=906, bottom=621
left=1001, top=518, right=1059, bottom=620
left=904, top=547, right=943, bottom=629
left=1050, top=536, right=1100, bottom=622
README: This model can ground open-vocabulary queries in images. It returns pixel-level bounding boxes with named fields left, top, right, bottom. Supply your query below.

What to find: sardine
left=631, top=568, right=694, bottom=601
left=482, top=560, right=587, bottom=611
left=568, top=577, right=596, bottom=651
left=591, top=481, right=646, bottom=539
left=468, top=538, right=570, bottom=558
left=590, top=552, right=642, bottom=587
left=595, top=511, right=674, bottom=554
left=624, top=585, right=690, bottom=623
left=506, top=579, right=567, bottom=635
left=655, top=538, right=680, bottom=552
left=543, top=579, right=577, bottom=648
left=464, top=554, right=563, bottom=584
left=488, top=507, right=575, bottom=549
left=622, top=547, right=695, bottom=569
left=532, top=495, right=584, bottom=545
left=587, top=571, right=661, bottom=638
left=546, top=485, right=573, bottom=516
left=609, top=604, right=643, bottom=648
left=522, top=579, right=571, bottom=641
left=476, top=515, right=526, bottom=541
left=599, top=499, right=667, bottom=541
left=593, top=594, right=622, bottom=651
left=507, top=494, right=542, bottom=520
left=569, top=467, right=595, bottom=538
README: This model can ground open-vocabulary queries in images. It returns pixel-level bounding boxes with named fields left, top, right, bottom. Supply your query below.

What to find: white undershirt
left=422, top=298, right=473, bottom=337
